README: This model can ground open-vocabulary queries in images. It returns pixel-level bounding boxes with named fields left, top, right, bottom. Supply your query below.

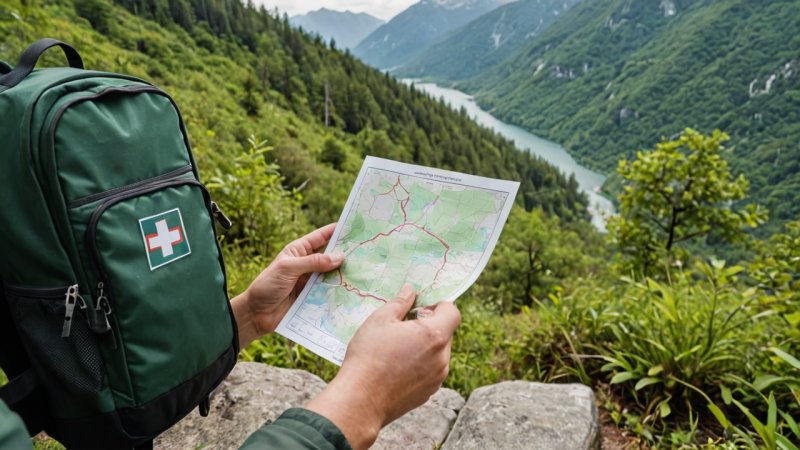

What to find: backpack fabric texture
left=0, top=39, right=238, bottom=448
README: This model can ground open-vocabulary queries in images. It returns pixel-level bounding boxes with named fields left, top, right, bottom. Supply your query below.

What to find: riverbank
left=405, top=81, right=614, bottom=231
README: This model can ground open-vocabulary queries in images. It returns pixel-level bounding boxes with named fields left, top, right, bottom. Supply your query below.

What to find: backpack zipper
left=67, top=165, right=193, bottom=209
left=74, top=166, right=195, bottom=337
left=61, top=284, right=87, bottom=338
left=85, top=178, right=230, bottom=344
left=4, top=283, right=87, bottom=338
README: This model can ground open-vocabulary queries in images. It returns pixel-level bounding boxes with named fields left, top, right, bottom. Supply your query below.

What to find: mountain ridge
left=353, top=0, right=510, bottom=70
left=398, top=0, right=582, bottom=82
left=290, top=8, right=384, bottom=50
left=456, top=0, right=800, bottom=226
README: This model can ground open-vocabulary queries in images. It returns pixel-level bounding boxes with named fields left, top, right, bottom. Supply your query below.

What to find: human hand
left=305, top=284, right=461, bottom=449
left=231, top=223, right=344, bottom=348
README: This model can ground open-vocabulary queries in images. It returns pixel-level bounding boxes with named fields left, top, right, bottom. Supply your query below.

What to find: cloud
left=254, top=0, right=417, bottom=21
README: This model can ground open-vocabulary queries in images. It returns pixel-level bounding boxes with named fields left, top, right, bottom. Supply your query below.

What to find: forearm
left=305, top=371, right=384, bottom=450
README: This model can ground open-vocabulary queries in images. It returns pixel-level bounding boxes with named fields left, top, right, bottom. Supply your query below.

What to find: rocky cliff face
left=158, top=362, right=600, bottom=449
left=398, top=0, right=582, bottom=82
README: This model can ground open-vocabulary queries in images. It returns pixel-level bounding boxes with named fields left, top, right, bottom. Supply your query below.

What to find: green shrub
left=206, top=135, right=309, bottom=259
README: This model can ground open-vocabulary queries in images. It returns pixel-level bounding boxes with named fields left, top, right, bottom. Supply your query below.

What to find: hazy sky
left=254, top=0, right=417, bottom=21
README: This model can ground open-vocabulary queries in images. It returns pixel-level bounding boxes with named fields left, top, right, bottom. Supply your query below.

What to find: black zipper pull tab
left=210, top=201, right=233, bottom=229
left=62, top=284, right=80, bottom=337
left=95, top=282, right=117, bottom=349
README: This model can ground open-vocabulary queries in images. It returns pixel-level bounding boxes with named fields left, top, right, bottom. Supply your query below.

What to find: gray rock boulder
left=373, top=388, right=465, bottom=450
left=156, top=362, right=326, bottom=449
left=441, top=381, right=600, bottom=450
left=157, top=362, right=465, bottom=449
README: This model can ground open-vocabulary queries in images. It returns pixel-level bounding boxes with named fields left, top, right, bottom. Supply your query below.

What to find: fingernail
left=399, top=283, right=413, bottom=297
left=329, top=251, right=344, bottom=263
left=416, top=306, right=435, bottom=318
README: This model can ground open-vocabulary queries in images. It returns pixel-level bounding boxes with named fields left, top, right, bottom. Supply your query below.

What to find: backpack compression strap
left=0, top=38, right=83, bottom=92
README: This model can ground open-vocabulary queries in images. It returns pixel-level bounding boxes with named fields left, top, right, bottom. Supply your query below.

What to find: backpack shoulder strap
left=0, top=61, right=11, bottom=75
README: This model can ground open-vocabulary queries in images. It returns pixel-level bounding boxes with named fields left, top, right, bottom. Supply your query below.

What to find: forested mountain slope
left=398, top=0, right=581, bottom=82
left=0, top=0, right=589, bottom=226
left=460, top=0, right=800, bottom=225
left=353, top=0, right=510, bottom=70
left=290, top=8, right=384, bottom=50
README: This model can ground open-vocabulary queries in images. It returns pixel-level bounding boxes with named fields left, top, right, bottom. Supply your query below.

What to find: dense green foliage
left=454, top=0, right=800, bottom=230
left=2, top=0, right=590, bottom=226
left=4, top=0, right=799, bottom=448
left=397, top=0, right=580, bottom=82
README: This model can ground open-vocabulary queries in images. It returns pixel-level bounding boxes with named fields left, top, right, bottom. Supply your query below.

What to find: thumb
left=378, top=283, right=416, bottom=321
left=281, top=251, right=344, bottom=277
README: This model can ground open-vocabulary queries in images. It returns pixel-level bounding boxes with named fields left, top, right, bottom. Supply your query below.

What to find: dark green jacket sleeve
left=0, top=399, right=32, bottom=450
left=240, top=408, right=352, bottom=450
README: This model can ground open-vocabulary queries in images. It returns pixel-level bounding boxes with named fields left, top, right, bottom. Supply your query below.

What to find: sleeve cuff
left=240, top=408, right=353, bottom=450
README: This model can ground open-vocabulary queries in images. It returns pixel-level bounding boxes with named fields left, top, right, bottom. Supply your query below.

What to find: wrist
left=305, top=370, right=385, bottom=450
left=230, top=289, right=262, bottom=348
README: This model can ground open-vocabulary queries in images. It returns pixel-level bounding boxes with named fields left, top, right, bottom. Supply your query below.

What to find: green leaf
left=754, top=374, right=788, bottom=392
left=724, top=265, right=744, bottom=277
left=734, top=399, right=775, bottom=449
left=601, top=362, right=619, bottom=372
left=720, top=385, right=733, bottom=405
left=634, top=377, right=661, bottom=391
left=610, top=371, right=637, bottom=384
left=776, top=434, right=800, bottom=450
left=770, top=348, right=800, bottom=370
left=768, top=393, right=777, bottom=440
left=659, top=400, right=671, bottom=418
left=675, top=344, right=703, bottom=362
left=647, top=364, right=664, bottom=376
left=707, top=403, right=730, bottom=429
left=780, top=411, right=800, bottom=440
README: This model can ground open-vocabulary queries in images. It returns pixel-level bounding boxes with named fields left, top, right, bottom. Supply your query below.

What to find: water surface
left=408, top=81, right=614, bottom=230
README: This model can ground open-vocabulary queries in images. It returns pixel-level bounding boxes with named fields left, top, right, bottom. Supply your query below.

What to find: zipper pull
left=95, top=282, right=117, bottom=349
left=210, top=201, right=233, bottom=229
left=62, top=284, right=84, bottom=337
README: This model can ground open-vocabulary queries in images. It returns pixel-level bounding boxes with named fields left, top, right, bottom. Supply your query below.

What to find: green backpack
left=0, top=39, right=238, bottom=448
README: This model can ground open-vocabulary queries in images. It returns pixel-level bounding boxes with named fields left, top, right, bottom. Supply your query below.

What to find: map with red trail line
left=276, top=157, right=519, bottom=364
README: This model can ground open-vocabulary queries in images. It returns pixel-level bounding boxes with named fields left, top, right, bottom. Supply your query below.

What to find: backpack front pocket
left=71, top=179, right=233, bottom=411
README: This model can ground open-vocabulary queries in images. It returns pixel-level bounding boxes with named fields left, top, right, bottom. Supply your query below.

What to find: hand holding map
left=276, top=157, right=519, bottom=364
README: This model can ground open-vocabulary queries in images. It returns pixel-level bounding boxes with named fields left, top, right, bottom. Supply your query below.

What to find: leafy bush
left=206, top=135, right=308, bottom=259
left=608, top=129, right=766, bottom=276
left=600, top=262, right=757, bottom=437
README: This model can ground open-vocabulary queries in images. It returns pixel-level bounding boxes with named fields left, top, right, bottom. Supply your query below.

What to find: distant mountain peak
left=422, top=0, right=490, bottom=9
left=291, top=9, right=384, bottom=50
left=354, top=0, right=511, bottom=69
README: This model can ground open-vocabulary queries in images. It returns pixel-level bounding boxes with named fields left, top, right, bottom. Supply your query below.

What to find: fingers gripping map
left=276, top=157, right=519, bottom=364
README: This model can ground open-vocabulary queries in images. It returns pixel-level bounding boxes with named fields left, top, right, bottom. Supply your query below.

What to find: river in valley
left=407, top=81, right=614, bottom=231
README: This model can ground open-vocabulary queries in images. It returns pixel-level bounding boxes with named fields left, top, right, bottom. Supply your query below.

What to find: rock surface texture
left=441, top=381, right=601, bottom=450
left=373, top=387, right=464, bottom=450
left=157, top=362, right=466, bottom=449
left=156, top=362, right=326, bottom=449
left=158, top=363, right=600, bottom=449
